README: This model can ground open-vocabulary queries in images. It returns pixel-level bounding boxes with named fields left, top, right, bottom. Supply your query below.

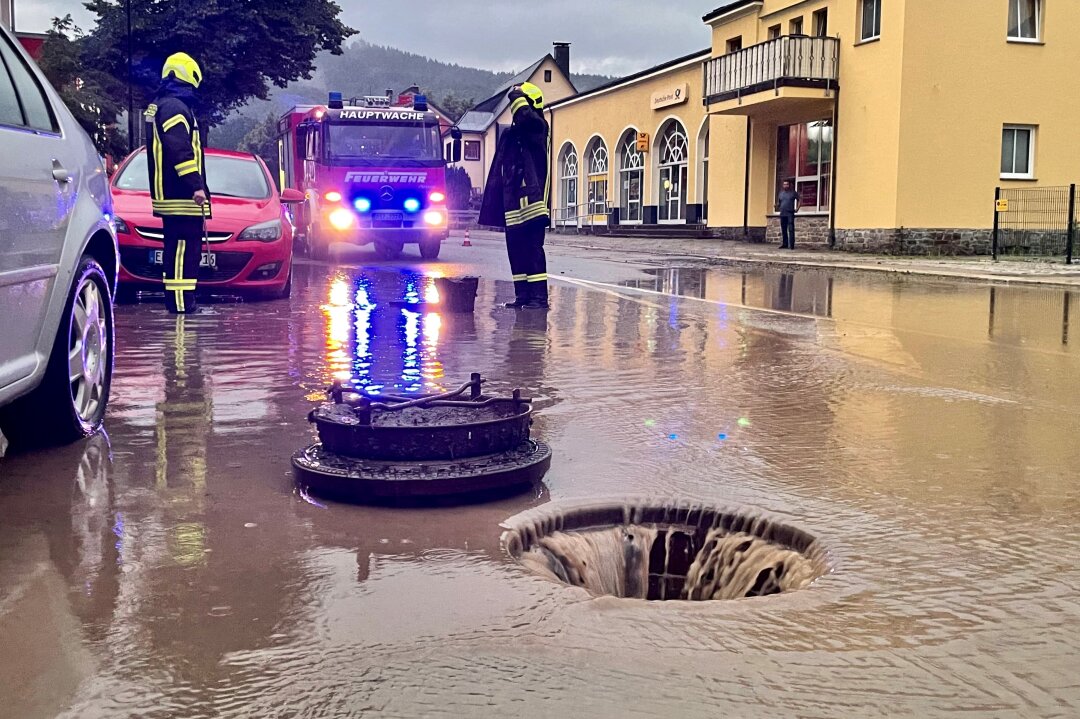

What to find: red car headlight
left=238, top=219, right=283, bottom=242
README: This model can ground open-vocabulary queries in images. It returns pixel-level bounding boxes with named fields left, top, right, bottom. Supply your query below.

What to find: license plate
left=372, top=211, right=402, bottom=223
left=149, top=249, right=216, bottom=268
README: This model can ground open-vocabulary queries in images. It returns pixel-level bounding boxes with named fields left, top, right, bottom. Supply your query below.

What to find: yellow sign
left=636, top=132, right=649, bottom=152
left=651, top=83, right=690, bottom=110
left=996, top=199, right=1009, bottom=212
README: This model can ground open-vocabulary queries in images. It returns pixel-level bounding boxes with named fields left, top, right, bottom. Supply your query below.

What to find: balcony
left=704, top=36, right=839, bottom=118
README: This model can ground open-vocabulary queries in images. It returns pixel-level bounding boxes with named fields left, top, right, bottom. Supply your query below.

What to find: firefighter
left=145, top=52, right=210, bottom=314
left=479, top=82, right=551, bottom=309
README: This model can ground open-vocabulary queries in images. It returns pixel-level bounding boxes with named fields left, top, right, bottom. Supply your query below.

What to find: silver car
left=0, top=27, right=117, bottom=448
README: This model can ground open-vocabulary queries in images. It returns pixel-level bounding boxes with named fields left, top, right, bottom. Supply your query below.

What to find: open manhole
left=502, top=502, right=829, bottom=601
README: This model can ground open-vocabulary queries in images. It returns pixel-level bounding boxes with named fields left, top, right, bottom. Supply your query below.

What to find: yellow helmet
left=520, top=82, right=544, bottom=110
left=162, top=52, right=202, bottom=89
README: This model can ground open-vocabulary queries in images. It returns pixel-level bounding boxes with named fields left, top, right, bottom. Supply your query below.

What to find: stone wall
left=709, top=226, right=767, bottom=242
left=766, top=215, right=830, bottom=249
left=834, top=229, right=995, bottom=255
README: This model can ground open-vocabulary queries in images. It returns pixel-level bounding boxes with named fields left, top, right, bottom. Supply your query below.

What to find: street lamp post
left=126, top=0, right=133, bottom=153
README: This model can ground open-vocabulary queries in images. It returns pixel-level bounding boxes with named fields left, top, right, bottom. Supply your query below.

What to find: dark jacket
left=145, top=80, right=210, bottom=218
left=478, top=89, right=550, bottom=228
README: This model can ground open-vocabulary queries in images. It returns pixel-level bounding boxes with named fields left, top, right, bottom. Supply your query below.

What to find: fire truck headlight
left=354, top=197, right=371, bottom=213
left=403, top=198, right=421, bottom=213
left=329, top=208, right=355, bottom=230
left=423, top=210, right=444, bottom=226
left=324, top=191, right=342, bottom=203
left=429, top=191, right=446, bottom=203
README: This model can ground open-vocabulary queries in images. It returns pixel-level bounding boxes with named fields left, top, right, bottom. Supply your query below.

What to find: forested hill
left=213, top=40, right=612, bottom=149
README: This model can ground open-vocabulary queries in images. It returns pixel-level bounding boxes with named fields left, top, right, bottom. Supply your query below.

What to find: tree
left=81, top=0, right=355, bottom=126
left=36, top=15, right=127, bottom=159
left=436, top=91, right=475, bottom=123
left=446, top=166, right=472, bottom=211
left=237, top=114, right=281, bottom=188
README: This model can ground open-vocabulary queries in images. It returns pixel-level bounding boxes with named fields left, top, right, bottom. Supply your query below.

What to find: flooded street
left=2, top=237, right=1079, bottom=717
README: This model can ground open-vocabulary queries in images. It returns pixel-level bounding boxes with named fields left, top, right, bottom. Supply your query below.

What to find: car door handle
left=52, top=160, right=71, bottom=184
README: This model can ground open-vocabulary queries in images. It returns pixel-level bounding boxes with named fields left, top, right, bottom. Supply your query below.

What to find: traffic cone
left=462, top=228, right=472, bottom=247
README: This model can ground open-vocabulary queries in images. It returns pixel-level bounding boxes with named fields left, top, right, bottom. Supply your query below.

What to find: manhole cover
left=502, top=501, right=829, bottom=601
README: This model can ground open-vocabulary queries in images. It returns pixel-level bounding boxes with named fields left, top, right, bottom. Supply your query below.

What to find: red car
left=111, top=148, right=304, bottom=300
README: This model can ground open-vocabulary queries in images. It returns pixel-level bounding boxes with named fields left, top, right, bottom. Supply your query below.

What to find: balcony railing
left=704, top=35, right=839, bottom=105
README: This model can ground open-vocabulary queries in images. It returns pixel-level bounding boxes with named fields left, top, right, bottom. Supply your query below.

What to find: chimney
left=553, top=42, right=571, bottom=80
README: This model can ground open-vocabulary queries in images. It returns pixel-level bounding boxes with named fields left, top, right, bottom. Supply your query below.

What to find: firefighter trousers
left=162, top=216, right=203, bottom=314
left=505, top=217, right=548, bottom=304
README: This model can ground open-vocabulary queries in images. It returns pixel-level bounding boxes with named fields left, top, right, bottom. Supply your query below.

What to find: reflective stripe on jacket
left=145, top=90, right=210, bottom=218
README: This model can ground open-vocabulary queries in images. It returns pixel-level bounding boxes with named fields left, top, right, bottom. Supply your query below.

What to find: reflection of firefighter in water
left=155, top=316, right=212, bottom=563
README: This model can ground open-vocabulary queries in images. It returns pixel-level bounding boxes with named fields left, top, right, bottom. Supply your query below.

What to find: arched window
left=586, top=137, right=609, bottom=218
left=658, top=120, right=689, bottom=223
left=619, top=130, right=644, bottom=223
left=558, top=144, right=579, bottom=224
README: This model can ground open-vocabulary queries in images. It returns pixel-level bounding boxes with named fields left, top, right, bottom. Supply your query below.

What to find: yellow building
left=548, top=0, right=1080, bottom=254
left=452, top=44, right=576, bottom=196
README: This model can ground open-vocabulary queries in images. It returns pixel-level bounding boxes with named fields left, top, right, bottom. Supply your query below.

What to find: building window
left=1001, top=125, right=1035, bottom=179
left=1008, top=0, right=1040, bottom=41
left=768, top=24, right=782, bottom=39
left=544, top=69, right=553, bottom=82
left=620, top=131, right=644, bottom=223
left=776, top=120, right=833, bottom=213
left=658, top=120, right=689, bottom=223
left=463, top=140, right=481, bottom=161
left=727, top=36, right=743, bottom=53
left=559, top=144, right=579, bottom=222
left=790, top=17, right=804, bottom=35
left=587, top=139, right=609, bottom=217
left=813, top=8, right=829, bottom=36
left=860, top=0, right=882, bottom=41
left=700, top=124, right=710, bottom=221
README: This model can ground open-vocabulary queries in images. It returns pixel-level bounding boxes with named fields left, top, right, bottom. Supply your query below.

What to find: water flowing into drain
left=503, top=502, right=829, bottom=601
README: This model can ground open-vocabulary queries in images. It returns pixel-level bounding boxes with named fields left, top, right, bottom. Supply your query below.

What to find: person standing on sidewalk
left=478, top=82, right=551, bottom=309
left=776, top=181, right=800, bottom=250
left=146, top=52, right=210, bottom=314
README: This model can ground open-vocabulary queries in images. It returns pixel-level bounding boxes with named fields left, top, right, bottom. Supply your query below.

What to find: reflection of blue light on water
left=669, top=298, right=679, bottom=329
left=401, top=309, right=422, bottom=391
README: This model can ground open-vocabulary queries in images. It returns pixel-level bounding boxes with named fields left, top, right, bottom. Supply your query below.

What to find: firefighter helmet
left=162, top=52, right=203, bottom=89
left=520, top=82, right=544, bottom=110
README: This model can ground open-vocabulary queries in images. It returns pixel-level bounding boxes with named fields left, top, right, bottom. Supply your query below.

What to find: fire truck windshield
left=325, top=123, right=442, bottom=165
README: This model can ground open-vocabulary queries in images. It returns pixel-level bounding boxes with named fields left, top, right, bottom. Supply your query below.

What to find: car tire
left=0, top=257, right=114, bottom=449
left=419, top=239, right=442, bottom=260
left=375, top=240, right=404, bottom=261
left=259, top=269, right=292, bottom=300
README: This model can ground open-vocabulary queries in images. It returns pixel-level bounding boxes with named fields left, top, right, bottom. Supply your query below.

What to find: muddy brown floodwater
left=2, top=253, right=1079, bottom=717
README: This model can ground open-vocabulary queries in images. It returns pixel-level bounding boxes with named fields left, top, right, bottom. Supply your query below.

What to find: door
left=659, top=165, right=686, bottom=222
left=0, top=31, right=71, bottom=388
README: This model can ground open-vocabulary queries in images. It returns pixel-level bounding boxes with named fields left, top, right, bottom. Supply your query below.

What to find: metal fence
left=993, top=185, right=1076, bottom=263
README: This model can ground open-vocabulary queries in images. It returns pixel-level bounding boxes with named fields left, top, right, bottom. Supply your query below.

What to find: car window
left=0, top=34, right=58, bottom=132
left=115, top=152, right=271, bottom=199
left=0, top=49, right=23, bottom=127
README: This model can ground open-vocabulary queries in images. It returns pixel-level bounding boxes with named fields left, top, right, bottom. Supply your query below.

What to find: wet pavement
left=2, top=237, right=1079, bottom=717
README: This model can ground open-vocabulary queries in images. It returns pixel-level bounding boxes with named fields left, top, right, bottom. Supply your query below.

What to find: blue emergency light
left=328, top=91, right=344, bottom=109
left=413, top=94, right=428, bottom=111
left=403, top=198, right=421, bottom=213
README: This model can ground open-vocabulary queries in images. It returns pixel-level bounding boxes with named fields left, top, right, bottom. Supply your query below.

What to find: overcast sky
left=19, top=0, right=725, bottom=76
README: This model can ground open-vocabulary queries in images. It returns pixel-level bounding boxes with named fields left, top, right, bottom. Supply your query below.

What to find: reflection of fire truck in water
left=277, top=91, right=461, bottom=261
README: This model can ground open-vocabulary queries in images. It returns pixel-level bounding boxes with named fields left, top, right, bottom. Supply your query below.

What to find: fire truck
left=277, top=91, right=461, bottom=261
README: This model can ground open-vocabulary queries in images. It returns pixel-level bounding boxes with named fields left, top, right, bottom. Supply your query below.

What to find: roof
left=703, top=0, right=762, bottom=23
left=548, top=48, right=711, bottom=111
left=456, top=54, right=576, bottom=133
left=456, top=111, right=495, bottom=133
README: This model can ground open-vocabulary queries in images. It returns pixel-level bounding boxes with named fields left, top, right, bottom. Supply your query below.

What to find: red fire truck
left=277, top=92, right=461, bottom=261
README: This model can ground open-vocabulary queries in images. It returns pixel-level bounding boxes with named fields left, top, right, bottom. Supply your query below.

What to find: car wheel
left=419, top=239, right=442, bottom=260
left=0, top=257, right=114, bottom=448
left=375, top=240, right=404, bottom=261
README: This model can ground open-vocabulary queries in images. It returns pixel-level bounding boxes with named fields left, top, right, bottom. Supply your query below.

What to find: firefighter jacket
left=478, top=89, right=550, bottom=229
left=145, top=80, right=210, bottom=219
